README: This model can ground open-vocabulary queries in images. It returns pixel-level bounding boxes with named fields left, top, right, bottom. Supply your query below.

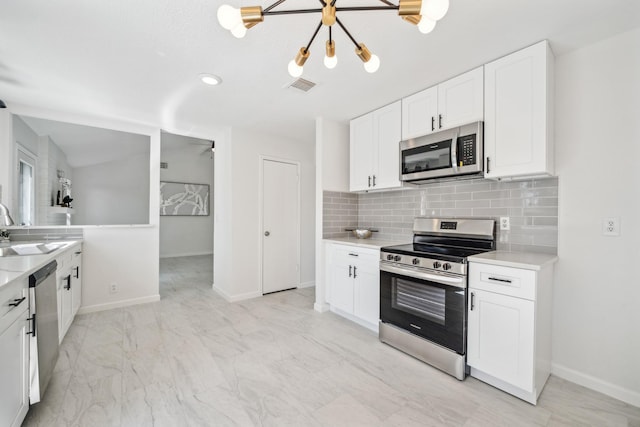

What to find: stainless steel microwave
left=400, top=121, right=483, bottom=183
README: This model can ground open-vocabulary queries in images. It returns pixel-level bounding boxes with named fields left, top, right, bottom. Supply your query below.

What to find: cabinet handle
left=368, top=176, right=371, bottom=187
left=470, top=292, right=475, bottom=311
left=27, top=314, right=36, bottom=337
left=348, top=253, right=359, bottom=257
left=75, top=251, right=82, bottom=255
left=353, top=266, right=357, bottom=279
left=74, top=266, right=80, bottom=279
left=8, top=297, right=26, bottom=308
left=439, top=114, right=443, bottom=129
left=488, top=276, right=512, bottom=284
left=431, top=116, right=435, bottom=131
left=349, top=265, right=352, bottom=278
left=372, top=175, right=376, bottom=187
left=65, top=275, right=72, bottom=290
left=486, top=157, right=490, bottom=174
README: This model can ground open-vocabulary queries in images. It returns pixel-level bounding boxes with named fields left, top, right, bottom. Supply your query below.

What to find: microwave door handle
left=450, top=130, right=459, bottom=172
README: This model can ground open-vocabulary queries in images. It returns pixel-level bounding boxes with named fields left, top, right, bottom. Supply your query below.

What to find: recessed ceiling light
left=199, top=73, right=222, bottom=85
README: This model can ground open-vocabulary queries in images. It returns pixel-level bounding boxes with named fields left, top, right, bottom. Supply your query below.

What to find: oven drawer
left=469, top=262, right=536, bottom=301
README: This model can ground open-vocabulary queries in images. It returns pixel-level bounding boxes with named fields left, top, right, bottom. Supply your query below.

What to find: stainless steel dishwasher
left=28, top=260, right=58, bottom=404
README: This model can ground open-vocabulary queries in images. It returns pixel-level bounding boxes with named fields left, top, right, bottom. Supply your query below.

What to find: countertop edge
left=468, top=250, right=558, bottom=271
left=323, top=238, right=409, bottom=250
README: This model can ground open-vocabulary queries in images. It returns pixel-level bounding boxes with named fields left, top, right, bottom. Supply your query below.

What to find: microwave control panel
left=457, top=135, right=476, bottom=166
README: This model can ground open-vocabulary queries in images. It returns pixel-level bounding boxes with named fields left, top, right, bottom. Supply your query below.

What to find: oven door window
left=402, top=140, right=452, bottom=174
left=380, top=270, right=466, bottom=355
left=392, top=278, right=445, bottom=325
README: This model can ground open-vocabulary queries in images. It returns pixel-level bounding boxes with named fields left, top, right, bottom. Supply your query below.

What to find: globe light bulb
left=231, top=22, right=247, bottom=38
left=420, top=0, right=449, bottom=21
left=324, top=54, right=338, bottom=69
left=364, top=54, right=380, bottom=73
left=288, top=60, right=303, bottom=78
left=217, top=5, right=242, bottom=30
left=418, top=17, right=436, bottom=34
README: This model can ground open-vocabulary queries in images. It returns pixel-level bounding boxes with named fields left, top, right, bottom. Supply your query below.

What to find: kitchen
left=1, top=0, right=640, bottom=425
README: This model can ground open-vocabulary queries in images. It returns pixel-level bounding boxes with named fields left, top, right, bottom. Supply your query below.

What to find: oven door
left=380, top=263, right=467, bottom=355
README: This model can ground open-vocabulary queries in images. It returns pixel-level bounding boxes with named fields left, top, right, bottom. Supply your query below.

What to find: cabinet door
left=71, top=256, right=82, bottom=316
left=401, top=86, right=438, bottom=139
left=484, top=41, right=553, bottom=179
left=59, top=273, right=73, bottom=342
left=349, top=113, right=375, bottom=191
left=373, top=101, right=401, bottom=190
left=437, top=67, right=484, bottom=130
left=467, top=288, right=535, bottom=392
left=0, top=310, right=29, bottom=427
left=329, top=262, right=354, bottom=314
left=353, top=259, right=380, bottom=326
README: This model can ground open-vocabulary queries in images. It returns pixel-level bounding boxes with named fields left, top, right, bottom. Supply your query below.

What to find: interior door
left=262, top=159, right=300, bottom=294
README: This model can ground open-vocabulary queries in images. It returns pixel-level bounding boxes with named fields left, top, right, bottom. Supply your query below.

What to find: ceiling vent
left=288, top=78, right=316, bottom=92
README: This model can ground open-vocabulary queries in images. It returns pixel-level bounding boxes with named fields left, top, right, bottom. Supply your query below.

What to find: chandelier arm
left=263, top=9, right=323, bottom=16
left=335, top=16, right=360, bottom=48
left=304, top=20, right=324, bottom=53
left=335, top=6, right=398, bottom=11
left=264, top=0, right=289, bottom=13
left=377, top=0, right=398, bottom=6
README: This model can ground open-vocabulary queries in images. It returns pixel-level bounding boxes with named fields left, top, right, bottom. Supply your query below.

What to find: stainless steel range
left=379, top=217, right=495, bottom=380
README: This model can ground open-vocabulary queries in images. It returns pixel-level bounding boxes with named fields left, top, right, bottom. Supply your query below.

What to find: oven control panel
left=380, top=252, right=465, bottom=276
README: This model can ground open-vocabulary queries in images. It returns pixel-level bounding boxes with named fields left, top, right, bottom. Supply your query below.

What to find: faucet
left=0, top=202, right=14, bottom=243
left=0, top=229, right=9, bottom=243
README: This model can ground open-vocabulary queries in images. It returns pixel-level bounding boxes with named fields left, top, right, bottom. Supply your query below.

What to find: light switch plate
left=500, top=217, right=510, bottom=231
left=602, top=217, right=620, bottom=236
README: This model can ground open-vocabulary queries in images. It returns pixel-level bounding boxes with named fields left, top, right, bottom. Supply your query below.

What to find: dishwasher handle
left=29, top=260, right=58, bottom=288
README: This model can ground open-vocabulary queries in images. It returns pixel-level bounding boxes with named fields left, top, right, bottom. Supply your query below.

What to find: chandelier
left=217, top=0, right=449, bottom=77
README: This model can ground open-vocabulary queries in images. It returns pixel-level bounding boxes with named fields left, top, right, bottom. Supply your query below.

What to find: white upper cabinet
left=350, top=101, right=401, bottom=192
left=401, top=86, right=437, bottom=140
left=402, top=67, right=484, bottom=140
left=484, top=40, right=555, bottom=180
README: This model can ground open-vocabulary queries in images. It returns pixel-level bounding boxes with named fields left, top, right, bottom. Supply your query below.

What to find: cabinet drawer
left=331, top=245, right=379, bottom=266
left=0, top=279, right=28, bottom=331
left=469, top=263, right=536, bottom=300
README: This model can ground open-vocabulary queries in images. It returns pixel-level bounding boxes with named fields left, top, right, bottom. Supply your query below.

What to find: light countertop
left=468, top=250, right=558, bottom=271
left=0, top=240, right=82, bottom=289
left=324, top=237, right=409, bottom=250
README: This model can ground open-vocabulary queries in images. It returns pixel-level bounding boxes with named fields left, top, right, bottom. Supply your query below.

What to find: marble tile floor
left=23, top=255, right=640, bottom=426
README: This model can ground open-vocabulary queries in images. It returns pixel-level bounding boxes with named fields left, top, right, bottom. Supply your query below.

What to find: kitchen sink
left=0, top=243, right=65, bottom=257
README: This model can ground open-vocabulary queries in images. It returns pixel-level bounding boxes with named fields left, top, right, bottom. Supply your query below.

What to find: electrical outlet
left=602, top=217, right=620, bottom=236
left=109, top=282, right=118, bottom=294
left=500, top=216, right=510, bottom=231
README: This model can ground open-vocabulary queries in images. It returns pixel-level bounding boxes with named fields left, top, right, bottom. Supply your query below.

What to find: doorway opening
left=159, top=132, right=215, bottom=293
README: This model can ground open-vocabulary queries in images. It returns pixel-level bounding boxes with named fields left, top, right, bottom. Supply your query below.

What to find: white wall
left=553, top=28, right=640, bottom=406
left=73, top=150, right=150, bottom=225
left=314, top=117, right=349, bottom=312
left=159, top=139, right=214, bottom=258
left=214, top=128, right=315, bottom=301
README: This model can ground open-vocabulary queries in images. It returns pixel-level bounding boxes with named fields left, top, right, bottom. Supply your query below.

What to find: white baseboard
left=551, top=362, right=640, bottom=407
left=314, top=302, right=329, bottom=312
left=159, top=251, right=213, bottom=259
left=298, top=281, right=315, bottom=289
left=77, top=294, right=161, bottom=314
left=330, top=306, right=378, bottom=334
left=212, top=284, right=262, bottom=302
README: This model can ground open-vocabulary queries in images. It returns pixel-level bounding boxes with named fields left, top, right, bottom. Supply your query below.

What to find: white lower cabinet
left=467, top=259, right=554, bottom=405
left=0, top=278, right=30, bottom=427
left=326, top=243, right=380, bottom=331
left=56, top=243, right=83, bottom=344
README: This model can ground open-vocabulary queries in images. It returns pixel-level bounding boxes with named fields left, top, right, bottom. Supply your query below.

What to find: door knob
left=264, top=231, right=270, bottom=236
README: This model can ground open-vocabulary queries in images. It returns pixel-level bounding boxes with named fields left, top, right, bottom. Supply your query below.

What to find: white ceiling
left=2, top=0, right=640, bottom=142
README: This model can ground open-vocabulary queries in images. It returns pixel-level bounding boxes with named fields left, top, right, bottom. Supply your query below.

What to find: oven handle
left=380, top=263, right=466, bottom=289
